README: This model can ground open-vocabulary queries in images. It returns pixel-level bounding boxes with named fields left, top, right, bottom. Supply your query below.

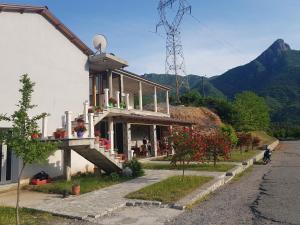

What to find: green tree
left=232, top=91, right=270, bottom=132
left=180, top=90, right=203, bottom=106
left=220, top=124, right=238, bottom=149
left=0, top=74, right=57, bottom=225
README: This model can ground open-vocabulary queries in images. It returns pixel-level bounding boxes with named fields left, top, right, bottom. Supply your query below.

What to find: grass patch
left=228, top=150, right=261, bottom=162
left=232, top=165, right=253, bottom=182
left=24, top=173, right=132, bottom=195
left=0, top=206, right=61, bottom=225
left=142, top=163, right=234, bottom=172
left=251, top=131, right=277, bottom=146
left=125, top=175, right=213, bottom=204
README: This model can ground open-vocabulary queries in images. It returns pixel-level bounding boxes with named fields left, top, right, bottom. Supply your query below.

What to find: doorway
left=0, top=144, right=12, bottom=185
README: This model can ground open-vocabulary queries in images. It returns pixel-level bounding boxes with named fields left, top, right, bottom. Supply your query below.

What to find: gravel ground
left=166, top=141, right=300, bottom=225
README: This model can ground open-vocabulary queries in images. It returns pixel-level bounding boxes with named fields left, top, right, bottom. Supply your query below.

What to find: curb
left=174, top=139, right=280, bottom=208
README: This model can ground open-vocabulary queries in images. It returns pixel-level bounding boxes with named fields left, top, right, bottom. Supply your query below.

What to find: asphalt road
left=166, top=141, right=300, bottom=225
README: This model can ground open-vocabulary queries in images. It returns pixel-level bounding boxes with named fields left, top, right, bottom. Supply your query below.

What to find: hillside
left=211, top=39, right=300, bottom=124
left=142, top=73, right=225, bottom=99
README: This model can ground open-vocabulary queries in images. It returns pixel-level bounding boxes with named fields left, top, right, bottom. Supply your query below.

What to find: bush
left=109, top=172, right=120, bottom=181
left=220, top=124, right=238, bottom=148
left=123, top=158, right=144, bottom=177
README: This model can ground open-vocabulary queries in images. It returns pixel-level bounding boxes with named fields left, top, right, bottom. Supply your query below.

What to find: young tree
left=0, top=74, right=57, bottom=225
left=169, top=127, right=206, bottom=177
left=232, top=91, right=270, bottom=132
left=204, top=132, right=231, bottom=167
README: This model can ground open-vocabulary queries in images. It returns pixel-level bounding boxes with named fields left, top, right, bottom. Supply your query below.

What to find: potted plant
left=71, top=181, right=80, bottom=195
left=74, top=125, right=86, bottom=138
left=31, top=132, right=40, bottom=139
left=120, top=102, right=126, bottom=109
left=88, top=107, right=94, bottom=113
left=94, top=106, right=103, bottom=113
left=53, top=128, right=66, bottom=139
left=109, top=97, right=117, bottom=107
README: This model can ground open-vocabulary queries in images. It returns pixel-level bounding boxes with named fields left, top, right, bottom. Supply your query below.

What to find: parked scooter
left=263, top=146, right=272, bottom=164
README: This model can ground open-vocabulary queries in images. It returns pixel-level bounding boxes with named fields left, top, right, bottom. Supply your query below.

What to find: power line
left=190, top=14, right=244, bottom=57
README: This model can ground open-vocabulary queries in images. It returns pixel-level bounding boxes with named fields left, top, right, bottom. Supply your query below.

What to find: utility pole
left=156, top=0, right=191, bottom=103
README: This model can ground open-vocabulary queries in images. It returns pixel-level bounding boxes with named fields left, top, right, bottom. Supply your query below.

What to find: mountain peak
left=256, top=39, right=291, bottom=66
left=269, top=39, right=291, bottom=52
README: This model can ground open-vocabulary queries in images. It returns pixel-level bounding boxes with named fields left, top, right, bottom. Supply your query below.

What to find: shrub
left=109, top=172, right=120, bottom=181
left=220, top=124, right=238, bottom=149
left=123, top=158, right=144, bottom=177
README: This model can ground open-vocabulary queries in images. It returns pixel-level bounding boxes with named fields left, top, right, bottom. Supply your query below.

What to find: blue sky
left=5, top=0, right=300, bottom=76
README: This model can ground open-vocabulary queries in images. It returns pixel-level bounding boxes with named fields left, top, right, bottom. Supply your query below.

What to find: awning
left=112, top=114, right=194, bottom=126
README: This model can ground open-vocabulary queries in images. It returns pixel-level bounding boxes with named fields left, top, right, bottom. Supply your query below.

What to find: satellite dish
left=93, top=34, right=108, bottom=53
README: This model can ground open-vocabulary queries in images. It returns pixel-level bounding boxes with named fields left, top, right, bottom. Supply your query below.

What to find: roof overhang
left=112, top=114, right=194, bottom=126
left=89, top=53, right=128, bottom=71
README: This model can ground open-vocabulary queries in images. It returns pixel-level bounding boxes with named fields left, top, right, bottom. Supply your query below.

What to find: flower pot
left=31, top=133, right=39, bottom=139
left=72, top=184, right=80, bottom=195
left=77, top=131, right=84, bottom=138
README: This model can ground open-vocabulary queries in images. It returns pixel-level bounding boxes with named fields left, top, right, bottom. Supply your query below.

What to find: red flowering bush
left=169, top=127, right=206, bottom=177
left=203, top=132, right=231, bottom=167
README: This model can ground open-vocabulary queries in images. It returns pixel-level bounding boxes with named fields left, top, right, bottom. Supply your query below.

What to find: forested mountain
left=142, top=73, right=225, bottom=99
left=211, top=39, right=300, bottom=124
left=143, top=39, right=300, bottom=126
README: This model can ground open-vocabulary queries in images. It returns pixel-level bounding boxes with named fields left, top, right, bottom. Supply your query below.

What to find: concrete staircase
left=64, top=139, right=124, bottom=174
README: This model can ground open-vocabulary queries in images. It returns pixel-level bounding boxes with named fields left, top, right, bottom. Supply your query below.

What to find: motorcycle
left=263, top=149, right=272, bottom=164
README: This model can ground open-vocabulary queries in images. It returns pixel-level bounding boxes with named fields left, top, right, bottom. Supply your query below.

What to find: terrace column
left=41, top=115, right=48, bottom=139
left=108, top=70, right=113, bottom=98
left=120, top=74, right=124, bottom=100
left=169, top=125, right=175, bottom=155
left=166, top=90, right=170, bottom=115
left=139, top=81, right=143, bottom=111
left=116, top=91, right=120, bottom=108
left=108, top=117, right=114, bottom=154
left=123, top=123, right=132, bottom=160
left=104, top=88, right=109, bottom=109
left=92, top=75, right=97, bottom=106
left=150, top=125, right=158, bottom=157
left=63, top=149, right=71, bottom=181
left=83, top=100, right=89, bottom=123
left=126, top=94, right=130, bottom=110
left=65, top=111, right=73, bottom=139
left=88, top=113, right=94, bottom=138
left=154, top=86, right=158, bottom=113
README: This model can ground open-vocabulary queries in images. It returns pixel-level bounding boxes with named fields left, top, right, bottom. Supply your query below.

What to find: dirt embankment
left=170, top=105, right=222, bottom=132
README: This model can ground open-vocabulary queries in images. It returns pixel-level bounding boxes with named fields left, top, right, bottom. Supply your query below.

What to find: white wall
left=0, top=12, right=89, bottom=132
left=0, top=12, right=93, bottom=182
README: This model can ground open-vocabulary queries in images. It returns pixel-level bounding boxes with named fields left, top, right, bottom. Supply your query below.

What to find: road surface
left=166, top=141, right=300, bottom=225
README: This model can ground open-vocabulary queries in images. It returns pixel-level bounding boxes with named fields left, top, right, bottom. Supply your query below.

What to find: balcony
left=89, top=69, right=170, bottom=117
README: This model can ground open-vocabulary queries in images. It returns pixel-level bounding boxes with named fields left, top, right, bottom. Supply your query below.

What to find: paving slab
left=26, top=170, right=223, bottom=220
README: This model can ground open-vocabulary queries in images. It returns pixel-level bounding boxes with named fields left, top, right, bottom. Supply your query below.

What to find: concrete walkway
left=0, top=190, right=60, bottom=207
left=25, top=170, right=224, bottom=220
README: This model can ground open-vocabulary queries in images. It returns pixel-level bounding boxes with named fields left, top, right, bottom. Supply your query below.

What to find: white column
left=108, top=70, right=113, bottom=98
left=65, top=111, right=73, bottom=139
left=150, top=125, right=158, bottom=157
left=104, top=88, right=109, bottom=109
left=63, top=149, right=71, bottom=181
left=154, top=86, right=158, bottom=113
left=123, top=123, right=132, bottom=160
left=139, top=81, right=143, bottom=111
left=88, top=113, right=94, bottom=138
left=170, top=125, right=175, bottom=155
left=41, top=116, right=48, bottom=139
left=126, top=93, right=130, bottom=110
left=120, top=74, right=124, bottom=97
left=116, top=91, right=120, bottom=108
left=166, top=90, right=170, bottom=115
left=108, top=118, right=114, bottom=154
left=83, top=100, right=89, bottom=123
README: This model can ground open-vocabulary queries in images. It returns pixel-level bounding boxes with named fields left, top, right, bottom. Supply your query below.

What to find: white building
left=0, top=3, right=192, bottom=187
